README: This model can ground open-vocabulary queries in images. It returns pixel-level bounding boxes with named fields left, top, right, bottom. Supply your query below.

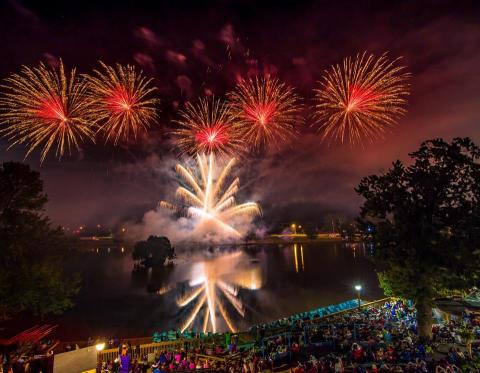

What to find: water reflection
left=59, top=242, right=382, bottom=340
left=161, top=251, right=263, bottom=333
left=293, top=244, right=305, bottom=273
left=344, top=242, right=370, bottom=259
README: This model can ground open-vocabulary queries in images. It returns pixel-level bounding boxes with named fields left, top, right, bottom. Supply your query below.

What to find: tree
left=0, top=162, right=80, bottom=319
left=132, top=235, right=174, bottom=268
left=356, top=138, right=480, bottom=339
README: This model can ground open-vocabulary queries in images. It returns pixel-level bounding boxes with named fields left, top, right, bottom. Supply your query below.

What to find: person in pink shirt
left=175, top=352, right=182, bottom=363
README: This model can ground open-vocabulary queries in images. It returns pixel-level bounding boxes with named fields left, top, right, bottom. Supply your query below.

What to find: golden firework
left=314, top=52, right=411, bottom=144
left=0, top=61, right=95, bottom=163
left=160, top=153, right=260, bottom=238
left=173, top=97, right=243, bottom=157
left=84, top=62, right=158, bottom=145
left=227, top=76, right=303, bottom=149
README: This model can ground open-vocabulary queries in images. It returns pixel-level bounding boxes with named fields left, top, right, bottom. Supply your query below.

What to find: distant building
left=317, top=232, right=342, bottom=239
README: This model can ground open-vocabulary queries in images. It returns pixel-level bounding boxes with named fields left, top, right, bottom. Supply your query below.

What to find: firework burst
left=173, top=97, right=243, bottom=157
left=0, top=61, right=94, bottom=163
left=313, top=52, right=411, bottom=144
left=84, top=62, right=158, bottom=144
left=160, top=153, right=260, bottom=238
left=227, top=76, right=303, bottom=149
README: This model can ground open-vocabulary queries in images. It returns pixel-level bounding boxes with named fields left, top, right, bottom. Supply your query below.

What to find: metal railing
left=98, top=340, right=185, bottom=363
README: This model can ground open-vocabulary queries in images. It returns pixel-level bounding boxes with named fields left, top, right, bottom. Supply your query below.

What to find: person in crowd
left=118, top=347, right=130, bottom=373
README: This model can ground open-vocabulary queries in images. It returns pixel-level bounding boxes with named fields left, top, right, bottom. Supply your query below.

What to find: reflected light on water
left=169, top=252, right=263, bottom=333
left=293, top=244, right=305, bottom=273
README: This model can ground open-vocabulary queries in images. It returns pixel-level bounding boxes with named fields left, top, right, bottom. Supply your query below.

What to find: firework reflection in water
left=161, top=251, right=263, bottom=333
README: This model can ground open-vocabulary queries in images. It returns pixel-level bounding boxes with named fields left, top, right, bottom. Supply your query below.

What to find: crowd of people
left=2, top=300, right=478, bottom=372
left=0, top=341, right=55, bottom=373
left=95, top=300, right=480, bottom=373
left=248, top=299, right=363, bottom=335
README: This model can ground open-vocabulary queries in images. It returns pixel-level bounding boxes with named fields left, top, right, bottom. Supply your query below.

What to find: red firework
left=174, top=97, right=242, bottom=157
left=346, top=85, right=382, bottom=112
left=314, top=52, right=411, bottom=144
left=227, top=76, right=302, bottom=149
left=106, top=86, right=136, bottom=114
left=194, top=123, right=230, bottom=153
left=37, top=96, right=67, bottom=121
left=84, top=62, right=158, bottom=145
left=243, top=102, right=277, bottom=127
left=0, top=61, right=94, bottom=163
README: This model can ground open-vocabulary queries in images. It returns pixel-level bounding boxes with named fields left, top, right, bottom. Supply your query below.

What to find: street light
left=96, top=341, right=106, bottom=367
left=354, top=284, right=362, bottom=308
left=291, top=223, right=297, bottom=234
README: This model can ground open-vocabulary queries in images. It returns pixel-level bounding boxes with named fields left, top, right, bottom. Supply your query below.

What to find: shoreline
left=71, top=236, right=354, bottom=252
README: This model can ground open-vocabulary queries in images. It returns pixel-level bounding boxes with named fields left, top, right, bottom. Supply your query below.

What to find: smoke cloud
left=123, top=155, right=260, bottom=245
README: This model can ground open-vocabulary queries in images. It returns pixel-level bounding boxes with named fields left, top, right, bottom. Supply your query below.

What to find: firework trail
left=227, top=76, right=303, bottom=149
left=173, top=97, right=243, bottom=157
left=160, top=153, right=260, bottom=238
left=0, top=61, right=95, bottom=163
left=84, top=62, right=158, bottom=144
left=314, top=52, right=410, bottom=144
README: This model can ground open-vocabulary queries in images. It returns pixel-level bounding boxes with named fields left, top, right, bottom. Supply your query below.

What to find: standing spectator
left=119, top=347, right=130, bottom=373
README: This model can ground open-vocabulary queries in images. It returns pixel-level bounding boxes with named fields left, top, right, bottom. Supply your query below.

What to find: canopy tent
left=0, top=324, right=57, bottom=347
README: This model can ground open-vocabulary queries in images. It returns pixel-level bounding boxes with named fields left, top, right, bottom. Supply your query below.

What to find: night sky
left=0, top=0, right=479, bottom=232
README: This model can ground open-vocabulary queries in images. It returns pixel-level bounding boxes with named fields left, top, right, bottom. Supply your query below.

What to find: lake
left=54, top=242, right=382, bottom=341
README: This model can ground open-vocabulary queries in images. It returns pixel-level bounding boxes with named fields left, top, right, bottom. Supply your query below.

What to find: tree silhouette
left=0, top=162, right=80, bottom=319
left=356, top=138, right=480, bottom=339
left=132, top=235, right=174, bottom=268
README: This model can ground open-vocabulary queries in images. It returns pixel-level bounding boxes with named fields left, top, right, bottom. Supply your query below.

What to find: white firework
left=160, top=153, right=260, bottom=238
